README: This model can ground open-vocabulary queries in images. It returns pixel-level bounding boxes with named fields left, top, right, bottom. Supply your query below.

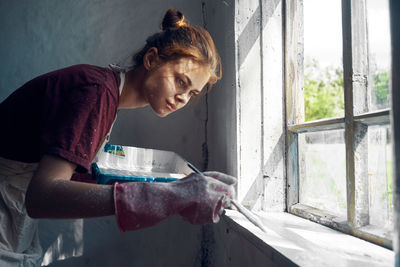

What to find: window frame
left=284, top=0, right=392, bottom=249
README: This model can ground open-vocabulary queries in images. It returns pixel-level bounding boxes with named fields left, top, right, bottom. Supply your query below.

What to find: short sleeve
left=40, top=84, right=118, bottom=172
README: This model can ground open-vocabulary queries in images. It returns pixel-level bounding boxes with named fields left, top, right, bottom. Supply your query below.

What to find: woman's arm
left=25, top=154, right=115, bottom=219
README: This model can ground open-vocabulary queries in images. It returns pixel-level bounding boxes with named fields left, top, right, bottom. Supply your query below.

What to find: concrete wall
left=0, top=0, right=287, bottom=266
left=202, top=1, right=287, bottom=266
left=39, top=216, right=205, bottom=267
left=204, top=0, right=285, bottom=212
left=0, top=1, right=207, bottom=266
left=203, top=0, right=237, bottom=176
left=0, top=0, right=206, bottom=169
left=227, top=0, right=285, bottom=211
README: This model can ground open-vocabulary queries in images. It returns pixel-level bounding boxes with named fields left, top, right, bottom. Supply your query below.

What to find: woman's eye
left=178, top=78, right=185, bottom=87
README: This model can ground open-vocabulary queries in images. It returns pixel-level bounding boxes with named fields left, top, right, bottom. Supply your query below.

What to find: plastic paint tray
left=92, top=144, right=192, bottom=185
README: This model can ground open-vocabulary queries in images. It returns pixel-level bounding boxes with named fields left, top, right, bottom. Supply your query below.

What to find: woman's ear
left=143, top=47, right=159, bottom=71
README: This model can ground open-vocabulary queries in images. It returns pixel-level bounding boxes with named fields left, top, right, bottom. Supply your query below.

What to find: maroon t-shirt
left=0, top=64, right=120, bottom=172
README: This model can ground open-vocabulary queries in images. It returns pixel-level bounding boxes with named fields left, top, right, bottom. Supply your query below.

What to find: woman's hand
left=114, top=172, right=236, bottom=231
left=203, top=171, right=237, bottom=196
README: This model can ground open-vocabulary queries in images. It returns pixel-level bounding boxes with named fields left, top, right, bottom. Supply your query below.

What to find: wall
left=0, top=1, right=207, bottom=266
left=203, top=0, right=287, bottom=266
left=39, top=216, right=205, bottom=267
left=203, top=0, right=237, bottom=176
left=208, top=0, right=285, bottom=211
left=0, top=0, right=207, bottom=169
left=0, top=0, right=288, bottom=266
left=204, top=0, right=285, bottom=212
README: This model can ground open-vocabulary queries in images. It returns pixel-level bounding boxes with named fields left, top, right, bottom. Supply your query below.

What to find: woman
left=0, top=9, right=235, bottom=266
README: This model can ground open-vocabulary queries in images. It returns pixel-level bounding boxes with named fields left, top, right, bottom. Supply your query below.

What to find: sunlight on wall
left=41, top=219, right=84, bottom=266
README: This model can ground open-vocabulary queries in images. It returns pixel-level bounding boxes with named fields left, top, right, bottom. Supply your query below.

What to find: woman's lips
left=166, top=102, right=176, bottom=112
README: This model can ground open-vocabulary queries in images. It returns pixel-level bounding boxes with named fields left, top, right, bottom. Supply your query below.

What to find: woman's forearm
left=26, top=178, right=115, bottom=219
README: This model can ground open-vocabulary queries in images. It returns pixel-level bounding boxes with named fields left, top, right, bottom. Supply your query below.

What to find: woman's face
left=143, top=56, right=210, bottom=117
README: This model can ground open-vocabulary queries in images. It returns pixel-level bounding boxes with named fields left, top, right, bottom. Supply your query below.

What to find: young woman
left=0, top=9, right=236, bottom=266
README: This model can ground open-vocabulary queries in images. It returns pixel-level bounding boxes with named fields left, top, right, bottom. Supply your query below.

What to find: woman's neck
left=118, top=66, right=149, bottom=109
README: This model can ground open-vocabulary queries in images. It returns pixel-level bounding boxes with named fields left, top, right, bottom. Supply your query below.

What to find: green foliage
left=372, top=71, right=389, bottom=109
left=304, top=60, right=344, bottom=121
left=304, top=59, right=390, bottom=121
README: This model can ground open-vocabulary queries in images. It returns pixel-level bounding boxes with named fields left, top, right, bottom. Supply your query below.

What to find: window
left=285, top=0, right=393, bottom=248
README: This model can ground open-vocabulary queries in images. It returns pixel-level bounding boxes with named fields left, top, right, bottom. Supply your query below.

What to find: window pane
left=299, top=130, right=347, bottom=217
left=303, top=0, right=344, bottom=121
left=367, top=0, right=391, bottom=111
left=368, top=125, right=393, bottom=229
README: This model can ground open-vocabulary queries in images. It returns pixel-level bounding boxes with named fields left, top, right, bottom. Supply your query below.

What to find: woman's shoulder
left=52, top=64, right=115, bottom=84
left=44, top=64, right=120, bottom=93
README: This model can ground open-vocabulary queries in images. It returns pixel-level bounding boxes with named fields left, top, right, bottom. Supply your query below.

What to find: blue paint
left=91, top=163, right=179, bottom=185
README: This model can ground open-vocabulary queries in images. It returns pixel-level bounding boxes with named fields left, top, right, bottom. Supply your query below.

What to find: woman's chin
left=153, top=107, right=171, bottom=117
left=157, top=113, right=169, bottom=118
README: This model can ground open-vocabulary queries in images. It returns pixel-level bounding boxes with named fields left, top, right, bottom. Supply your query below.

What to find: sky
left=304, top=0, right=391, bottom=72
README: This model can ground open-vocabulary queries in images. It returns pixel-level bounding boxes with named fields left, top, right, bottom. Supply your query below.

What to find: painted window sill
left=223, top=209, right=394, bottom=267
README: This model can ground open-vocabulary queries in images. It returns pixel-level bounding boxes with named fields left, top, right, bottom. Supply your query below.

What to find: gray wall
left=0, top=0, right=206, bottom=169
left=203, top=0, right=237, bottom=176
left=0, top=1, right=207, bottom=266
left=0, top=1, right=284, bottom=266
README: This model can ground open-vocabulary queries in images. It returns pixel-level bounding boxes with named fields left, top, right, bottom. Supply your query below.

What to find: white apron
left=0, top=157, right=42, bottom=267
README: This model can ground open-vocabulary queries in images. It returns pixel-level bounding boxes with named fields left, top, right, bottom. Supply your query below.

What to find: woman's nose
left=175, top=92, right=190, bottom=105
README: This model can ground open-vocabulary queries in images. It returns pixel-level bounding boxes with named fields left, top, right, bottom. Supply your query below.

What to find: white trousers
left=0, top=157, right=42, bottom=267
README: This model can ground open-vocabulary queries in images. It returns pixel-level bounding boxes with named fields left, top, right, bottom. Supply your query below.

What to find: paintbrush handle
left=230, top=200, right=267, bottom=233
left=187, top=163, right=267, bottom=233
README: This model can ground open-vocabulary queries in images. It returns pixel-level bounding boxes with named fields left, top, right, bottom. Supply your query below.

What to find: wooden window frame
left=284, top=0, right=392, bottom=249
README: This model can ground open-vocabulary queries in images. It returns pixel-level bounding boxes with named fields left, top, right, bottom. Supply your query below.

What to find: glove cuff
left=114, top=182, right=127, bottom=232
left=114, top=182, right=179, bottom=232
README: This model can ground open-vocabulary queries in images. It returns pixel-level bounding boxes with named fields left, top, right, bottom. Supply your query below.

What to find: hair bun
left=161, top=9, right=187, bottom=30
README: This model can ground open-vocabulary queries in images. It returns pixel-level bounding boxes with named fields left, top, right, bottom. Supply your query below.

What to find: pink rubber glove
left=203, top=171, right=238, bottom=192
left=114, top=172, right=236, bottom=232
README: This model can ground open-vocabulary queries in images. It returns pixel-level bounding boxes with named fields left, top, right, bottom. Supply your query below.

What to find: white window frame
left=284, top=0, right=392, bottom=249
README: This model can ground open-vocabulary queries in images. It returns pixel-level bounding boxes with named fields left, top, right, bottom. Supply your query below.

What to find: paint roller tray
left=91, top=144, right=192, bottom=184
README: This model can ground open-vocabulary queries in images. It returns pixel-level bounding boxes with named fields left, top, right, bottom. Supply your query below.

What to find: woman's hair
left=133, top=9, right=222, bottom=91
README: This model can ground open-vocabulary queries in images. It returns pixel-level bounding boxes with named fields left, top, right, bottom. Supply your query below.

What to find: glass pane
left=367, top=0, right=391, bottom=111
left=303, top=0, right=344, bottom=122
left=368, top=125, right=393, bottom=229
left=299, top=130, right=347, bottom=217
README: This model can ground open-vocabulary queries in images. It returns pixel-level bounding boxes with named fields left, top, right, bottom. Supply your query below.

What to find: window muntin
left=285, top=0, right=393, bottom=248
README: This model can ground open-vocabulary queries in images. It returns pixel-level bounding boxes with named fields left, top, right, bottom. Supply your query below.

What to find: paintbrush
left=186, top=162, right=267, bottom=233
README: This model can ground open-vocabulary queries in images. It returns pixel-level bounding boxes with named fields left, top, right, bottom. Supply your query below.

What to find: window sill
left=223, top=210, right=394, bottom=267
left=290, top=203, right=393, bottom=249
